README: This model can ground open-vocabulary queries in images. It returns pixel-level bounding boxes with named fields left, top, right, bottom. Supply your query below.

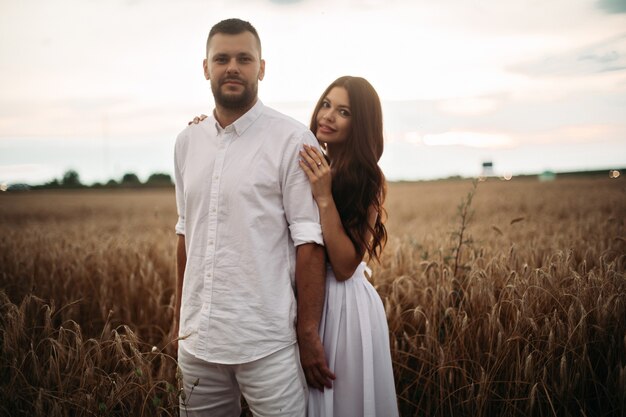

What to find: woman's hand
left=299, top=144, right=332, bottom=207
left=187, top=114, right=208, bottom=125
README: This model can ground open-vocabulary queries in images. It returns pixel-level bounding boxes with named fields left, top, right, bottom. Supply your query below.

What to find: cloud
left=268, top=0, right=305, bottom=4
left=511, top=33, right=626, bottom=77
left=436, top=96, right=501, bottom=116
left=597, top=0, right=626, bottom=14
left=423, top=131, right=515, bottom=149
left=0, top=96, right=201, bottom=138
left=517, top=124, right=626, bottom=145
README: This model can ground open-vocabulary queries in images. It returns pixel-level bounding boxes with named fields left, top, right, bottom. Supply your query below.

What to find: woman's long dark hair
left=310, top=76, right=387, bottom=262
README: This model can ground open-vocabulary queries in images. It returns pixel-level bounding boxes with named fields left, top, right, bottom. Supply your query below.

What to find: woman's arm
left=299, top=145, right=375, bottom=281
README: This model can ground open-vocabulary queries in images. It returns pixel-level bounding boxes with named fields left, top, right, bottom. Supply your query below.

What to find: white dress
left=308, top=262, right=399, bottom=417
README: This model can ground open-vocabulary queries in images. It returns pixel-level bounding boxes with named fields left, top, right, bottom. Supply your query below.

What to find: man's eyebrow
left=213, top=52, right=254, bottom=57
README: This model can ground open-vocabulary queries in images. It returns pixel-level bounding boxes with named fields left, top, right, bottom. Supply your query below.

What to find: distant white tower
left=481, top=161, right=494, bottom=177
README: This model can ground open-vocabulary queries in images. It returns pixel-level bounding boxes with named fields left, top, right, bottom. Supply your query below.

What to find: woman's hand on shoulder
left=187, top=114, right=208, bottom=125
left=299, top=144, right=332, bottom=206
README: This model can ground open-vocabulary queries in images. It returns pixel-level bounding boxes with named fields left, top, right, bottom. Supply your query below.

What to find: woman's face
left=315, top=86, right=352, bottom=145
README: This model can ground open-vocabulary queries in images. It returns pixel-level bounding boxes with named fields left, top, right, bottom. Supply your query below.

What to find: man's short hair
left=206, top=18, right=262, bottom=57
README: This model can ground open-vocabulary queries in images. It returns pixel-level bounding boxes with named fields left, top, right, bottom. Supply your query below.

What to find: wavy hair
left=310, top=76, right=387, bottom=262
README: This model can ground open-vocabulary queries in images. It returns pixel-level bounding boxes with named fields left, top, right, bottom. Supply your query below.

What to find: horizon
left=1, top=165, right=622, bottom=190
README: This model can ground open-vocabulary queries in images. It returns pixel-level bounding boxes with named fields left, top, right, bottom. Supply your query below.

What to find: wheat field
left=1, top=177, right=625, bottom=416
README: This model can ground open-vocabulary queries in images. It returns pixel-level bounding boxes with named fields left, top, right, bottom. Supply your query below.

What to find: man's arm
left=173, top=234, right=186, bottom=351
left=295, top=242, right=336, bottom=390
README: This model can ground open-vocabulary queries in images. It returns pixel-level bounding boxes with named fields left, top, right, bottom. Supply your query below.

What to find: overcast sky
left=1, top=0, right=625, bottom=184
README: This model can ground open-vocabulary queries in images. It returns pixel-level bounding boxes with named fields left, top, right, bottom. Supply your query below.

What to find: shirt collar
left=213, top=99, right=264, bottom=136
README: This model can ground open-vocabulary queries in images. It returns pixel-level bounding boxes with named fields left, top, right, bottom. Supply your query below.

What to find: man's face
left=204, top=32, right=265, bottom=110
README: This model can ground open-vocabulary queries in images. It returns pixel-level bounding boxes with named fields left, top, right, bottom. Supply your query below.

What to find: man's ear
left=258, top=59, right=265, bottom=81
left=203, top=58, right=210, bottom=80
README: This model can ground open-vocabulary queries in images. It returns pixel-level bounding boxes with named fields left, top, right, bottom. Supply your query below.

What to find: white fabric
left=174, top=99, right=324, bottom=364
left=178, top=343, right=308, bottom=417
left=308, top=262, right=399, bottom=417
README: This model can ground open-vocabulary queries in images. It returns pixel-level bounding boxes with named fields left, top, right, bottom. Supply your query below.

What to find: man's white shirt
left=174, top=100, right=323, bottom=364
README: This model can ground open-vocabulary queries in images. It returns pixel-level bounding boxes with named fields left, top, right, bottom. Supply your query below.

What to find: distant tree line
left=5, top=167, right=621, bottom=192
left=31, top=170, right=173, bottom=190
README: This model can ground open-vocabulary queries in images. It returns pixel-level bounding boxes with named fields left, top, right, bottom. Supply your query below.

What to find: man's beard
left=212, top=78, right=258, bottom=110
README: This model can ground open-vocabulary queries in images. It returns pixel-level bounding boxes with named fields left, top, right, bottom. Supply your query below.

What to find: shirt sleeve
left=282, top=129, right=324, bottom=247
left=174, top=134, right=186, bottom=236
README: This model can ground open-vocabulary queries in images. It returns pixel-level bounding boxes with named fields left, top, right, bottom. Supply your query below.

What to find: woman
left=299, top=76, right=398, bottom=417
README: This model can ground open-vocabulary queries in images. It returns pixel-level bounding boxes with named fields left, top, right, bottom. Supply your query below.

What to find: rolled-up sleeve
left=175, top=215, right=185, bottom=236
left=289, top=221, right=323, bottom=246
left=282, top=130, right=324, bottom=247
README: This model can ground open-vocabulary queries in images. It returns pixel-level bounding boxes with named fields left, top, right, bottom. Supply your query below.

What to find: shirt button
left=214, top=175, right=219, bottom=180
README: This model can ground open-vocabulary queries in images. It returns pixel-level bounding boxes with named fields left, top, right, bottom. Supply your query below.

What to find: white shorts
left=177, top=343, right=308, bottom=417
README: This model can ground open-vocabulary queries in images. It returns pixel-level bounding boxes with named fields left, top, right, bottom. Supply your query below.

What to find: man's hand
left=298, top=327, right=335, bottom=391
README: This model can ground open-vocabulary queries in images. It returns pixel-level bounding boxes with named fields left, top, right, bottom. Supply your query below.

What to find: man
left=173, top=18, right=334, bottom=416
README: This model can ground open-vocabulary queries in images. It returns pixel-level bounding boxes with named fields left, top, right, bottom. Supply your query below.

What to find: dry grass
left=1, top=178, right=625, bottom=416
